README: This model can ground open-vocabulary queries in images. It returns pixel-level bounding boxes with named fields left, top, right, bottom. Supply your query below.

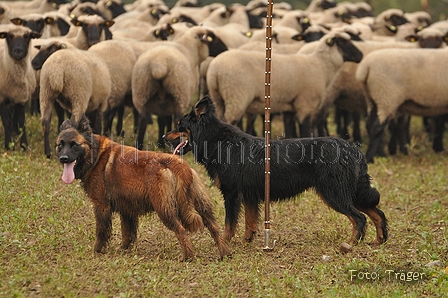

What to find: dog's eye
left=57, top=143, right=63, bottom=150
left=71, top=141, right=80, bottom=147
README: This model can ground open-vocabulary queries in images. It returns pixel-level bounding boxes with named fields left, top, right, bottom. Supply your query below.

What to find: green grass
left=0, top=109, right=447, bottom=297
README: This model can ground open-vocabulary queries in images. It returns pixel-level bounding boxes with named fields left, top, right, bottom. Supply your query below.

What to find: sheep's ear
left=45, top=17, right=55, bottom=24
left=104, top=20, right=115, bottom=28
left=385, top=25, right=397, bottom=34
left=326, top=37, right=335, bottom=46
left=292, top=33, right=304, bottom=41
left=443, top=33, right=448, bottom=44
left=10, top=18, right=24, bottom=25
left=405, top=35, right=418, bottom=43
left=31, top=32, right=41, bottom=39
left=71, top=18, right=82, bottom=27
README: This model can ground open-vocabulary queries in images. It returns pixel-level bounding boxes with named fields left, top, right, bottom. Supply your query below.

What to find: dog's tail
left=187, top=169, right=231, bottom=258
left=356, top=173, right=380, bottom=207
left=175, top=169, right=205, bottom=233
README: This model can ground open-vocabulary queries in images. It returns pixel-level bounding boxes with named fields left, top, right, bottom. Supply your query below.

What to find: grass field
left=0, top=109, right=447, bottom=297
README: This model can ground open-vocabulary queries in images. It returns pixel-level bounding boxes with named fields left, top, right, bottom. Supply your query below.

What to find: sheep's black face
left=334, top=37, right=363, bottom=63
left=1, top=31, right=39, bottom=61
left=320, top=0, right=337, bottom=10
left=32, top=43, right=66, bottom=70
left=106, top=1, right=127, bottom=19
left=387, top=14, right=409, bottom=26
left=10, top=18, right=45, bottom=34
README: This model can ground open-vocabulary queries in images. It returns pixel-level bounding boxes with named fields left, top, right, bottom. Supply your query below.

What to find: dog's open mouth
left=62, top=160, right=77, bottom=184
left=173, top=140, right=188, bottom=155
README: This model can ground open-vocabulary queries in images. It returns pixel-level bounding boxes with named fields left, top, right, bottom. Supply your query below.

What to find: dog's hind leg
left=243, top=201, right=259, bottom=242
left=93, top=205, right=113, bottom=253
left=156, top=212, right=195, bottom=261
left=120, top=213, right=139, bottom=250
left=355, top=206, right=388, bottom=245
left=199, top=210, right=231, bottom=259
left=355, top=174, right=388, bottom=244
left=317, top=193, right=367, bottom=244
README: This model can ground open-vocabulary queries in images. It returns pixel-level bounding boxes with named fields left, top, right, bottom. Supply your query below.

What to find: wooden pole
left=263, top=0, right=275, bottom=251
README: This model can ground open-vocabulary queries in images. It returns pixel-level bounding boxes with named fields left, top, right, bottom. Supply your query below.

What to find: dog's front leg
left=243, top=201, right=259, bottom=242
left=120, top=213, right=139, bottom=250
left=93, top=204, right=112, bottom=253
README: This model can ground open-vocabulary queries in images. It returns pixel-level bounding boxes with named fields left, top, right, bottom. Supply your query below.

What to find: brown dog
left=55, top=115, right=230, bottom=261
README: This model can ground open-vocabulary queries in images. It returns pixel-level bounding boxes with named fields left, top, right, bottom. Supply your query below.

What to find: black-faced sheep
left=355, top=47, right=448, bottom=163
left=37, top=44, right=111, bottom=157
left=0, top=25, right=40, bottom=150
left=132, top=26, right=227, bottom=149
left=206, top=31, right=363, bottom=138
left=305, top=0, right=336, bottom=12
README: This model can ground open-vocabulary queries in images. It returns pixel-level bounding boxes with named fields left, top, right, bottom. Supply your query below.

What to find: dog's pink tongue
left=62, top=161, right=76, bottom=184
left=173, top=140, right=186, bottom=155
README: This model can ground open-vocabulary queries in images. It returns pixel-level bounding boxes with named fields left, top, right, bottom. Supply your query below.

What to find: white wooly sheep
left=326, top=27, right=448, bottom=143
left=48, top=14, right=114, bottom=50
left=88, top=39, right=138, bottom=135
left=124, top=0, right=167, bottom=12
left=0, top=25, right=40, bottom=150
left=132, top=26, right=226, bottom=148
left=206, top=31, right=362, bottom=137
left=39, top=46, right=111, bottom=157
left=323, top=40, right=419, bottom=142
left=156, top=3, right=225, bottom=26
left=305, top=0, right=336, bottom=12
left=96, top=0, right=127, bottom=20
left=309, top=6, right=352, bottom=25
left=404, top=11, right=432, bottom=28
left=372, top=8, right=409, bottom=37
left=355, top=47, right=448, bottom=163
left=0, top=4, right=12, bottom=24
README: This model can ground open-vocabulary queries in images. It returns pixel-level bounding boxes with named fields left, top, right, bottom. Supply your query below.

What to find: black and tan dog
left=56, top=115, right=230, bottom=261
left=164, top=96, right=388, bottom=246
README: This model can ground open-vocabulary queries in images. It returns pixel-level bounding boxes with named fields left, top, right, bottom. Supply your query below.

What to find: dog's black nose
left=59, top=155, right=69, bottom=163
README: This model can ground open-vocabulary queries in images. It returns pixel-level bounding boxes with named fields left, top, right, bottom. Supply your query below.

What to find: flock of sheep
left=0, top=0, right=447, bottom=163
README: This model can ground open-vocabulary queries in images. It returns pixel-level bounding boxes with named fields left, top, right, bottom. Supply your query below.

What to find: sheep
left=327, top=27, right=448, bottom=147
left=372, top=8, right=409, bottom=37
left=88, top=39, right=138, bottom=136
left=6, top=0, right=66, bottom=16
left=65, top=14, right=114, bottom=49
left=305, top=0, right=336, bottom=12
left=37, top=44, right=111, bottom=158
left=206, top=31, right=363, bottom=138
left=405, top=11, right=432, bottom=28
left=338, top=1, right=373, bottom=18
left=96, top=0, right=127, bottom=20
left=355, top=47, right=448, bottom=163
left=132, top=26, right=228, bottom=149
left=0, top=4, right=12, bottom=24
left=0, top=25, right=40, bottom=150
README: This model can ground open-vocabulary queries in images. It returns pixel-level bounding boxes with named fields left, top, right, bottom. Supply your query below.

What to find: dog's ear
left=76, top=115, right=93, bottom=134
left=59, top=119, right=74, bottom=132
left=194, top=95, right=215, bottom=117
